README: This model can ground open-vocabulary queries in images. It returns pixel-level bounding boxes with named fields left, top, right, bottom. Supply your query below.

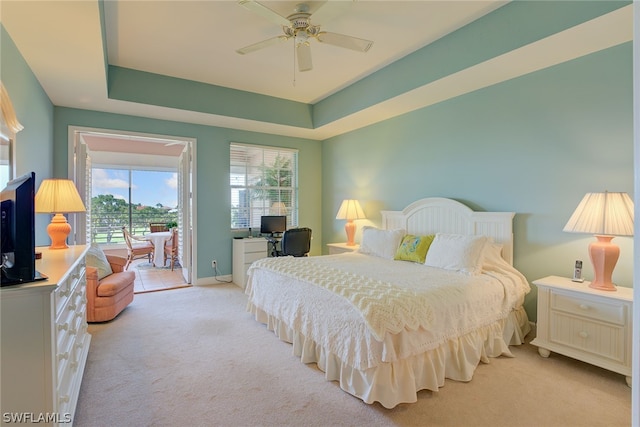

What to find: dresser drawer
left=551, top=291, right=625, bottom=325
left=54, top=261, right=84, bottom=318
left=245, top=251, right=267, bottom=265
left=244, top=239, right=268, bottom=253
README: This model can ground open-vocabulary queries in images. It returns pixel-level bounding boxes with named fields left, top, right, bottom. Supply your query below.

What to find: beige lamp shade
left=563, top=192, right=634, bottom=292
left=335, top=199, right=366, bottom=221
left=563, top=192, right=634, bottom=236
left=35, top=179, right=86, bottom=249
left=270, top=202, right=287, bottom=215
left=336, top=199, right=366, bottom=246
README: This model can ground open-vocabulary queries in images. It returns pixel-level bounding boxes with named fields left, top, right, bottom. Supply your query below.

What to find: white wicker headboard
left=381, top=198, right=515, bottom=265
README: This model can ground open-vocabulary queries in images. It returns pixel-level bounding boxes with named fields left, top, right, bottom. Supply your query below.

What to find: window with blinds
left=230, top=143, right=298, bottom=230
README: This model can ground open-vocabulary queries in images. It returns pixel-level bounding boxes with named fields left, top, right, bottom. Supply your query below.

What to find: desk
left=144, top=231, right=171, bottom=266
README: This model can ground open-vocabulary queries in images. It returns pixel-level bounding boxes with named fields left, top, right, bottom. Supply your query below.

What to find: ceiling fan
left=236, top=0, right=374, bottom=72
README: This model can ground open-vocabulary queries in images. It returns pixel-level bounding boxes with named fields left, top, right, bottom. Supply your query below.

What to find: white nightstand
left=327, top=242, right=360, bottom=254
left=531, top=275, right=633, bottom=386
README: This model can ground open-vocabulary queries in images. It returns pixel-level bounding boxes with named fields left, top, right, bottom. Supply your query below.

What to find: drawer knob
left=579, top=304, right=590, bottom=310
left=579, top=331, right=589, bottom=339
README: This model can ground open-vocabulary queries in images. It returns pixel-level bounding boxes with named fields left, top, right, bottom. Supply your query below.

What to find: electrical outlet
left=212, top=259, right=217, bottom=269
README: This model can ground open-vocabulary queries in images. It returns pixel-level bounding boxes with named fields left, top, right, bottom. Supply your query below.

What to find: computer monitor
left=260, top=215, right=286, bottom=236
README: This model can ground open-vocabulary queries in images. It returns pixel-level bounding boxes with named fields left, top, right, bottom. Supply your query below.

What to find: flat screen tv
left=260, top=215, right=286, bottom=236
left=1, top=172, right=45, bottom=286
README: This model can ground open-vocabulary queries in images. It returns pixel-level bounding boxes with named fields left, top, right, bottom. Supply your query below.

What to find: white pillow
left=86, top=244, right=113, bottom=280
left=358, top=227, right=405, bottom=260
left=424, top=233, right=488, bottom=275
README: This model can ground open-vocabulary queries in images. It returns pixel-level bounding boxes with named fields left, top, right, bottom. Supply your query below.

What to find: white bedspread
left=246, top=252, right=529, bottom=371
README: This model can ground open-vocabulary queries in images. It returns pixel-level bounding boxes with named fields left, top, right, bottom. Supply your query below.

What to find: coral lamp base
left=344, top=220, right=357, bottom=246
left=47, top=213, right=71, bottom=250
left=588, top=235, right=619, bottom=292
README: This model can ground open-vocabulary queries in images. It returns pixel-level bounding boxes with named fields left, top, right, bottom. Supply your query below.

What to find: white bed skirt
left=247, top=302, right=530, bottom=409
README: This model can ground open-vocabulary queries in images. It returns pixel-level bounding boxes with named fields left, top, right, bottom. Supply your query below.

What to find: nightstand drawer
left=550, top=312, right=626, bottom=363
left=551, top=291, right=625, bottom=325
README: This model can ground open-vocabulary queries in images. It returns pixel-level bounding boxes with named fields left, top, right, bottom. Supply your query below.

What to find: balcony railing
left=91, top=212, right=178, bottom=244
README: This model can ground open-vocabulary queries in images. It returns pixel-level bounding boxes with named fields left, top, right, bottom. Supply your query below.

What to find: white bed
left=245, top=198, right=531, bottom=408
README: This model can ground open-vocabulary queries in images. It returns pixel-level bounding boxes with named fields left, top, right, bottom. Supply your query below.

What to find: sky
left=92, top=168, right=178, bottom=208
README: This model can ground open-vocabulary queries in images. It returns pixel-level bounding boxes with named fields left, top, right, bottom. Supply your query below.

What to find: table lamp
left=35, top=179, right=86, bottom=249
left=563, top=191, right=634, bottom=291
left=270, top=202, right=287, bottom=215
left=336, top=199, right=366, bottom=246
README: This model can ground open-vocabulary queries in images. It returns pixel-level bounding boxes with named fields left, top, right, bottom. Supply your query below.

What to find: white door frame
left=67, top=126, right=197, bottom=284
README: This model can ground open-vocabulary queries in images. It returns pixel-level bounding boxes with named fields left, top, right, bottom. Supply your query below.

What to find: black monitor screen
left=260, top=215, right=286, bottom=235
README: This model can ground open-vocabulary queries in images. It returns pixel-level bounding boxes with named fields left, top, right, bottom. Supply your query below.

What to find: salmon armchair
left=86, top=254, right=135, bottom=322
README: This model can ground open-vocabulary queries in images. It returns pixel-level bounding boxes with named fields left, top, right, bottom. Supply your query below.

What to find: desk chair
left=276, top=228, right=312, bottom=257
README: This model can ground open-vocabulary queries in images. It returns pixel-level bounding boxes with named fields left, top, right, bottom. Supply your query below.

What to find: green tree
left=251, top=155, right=292, bottom=205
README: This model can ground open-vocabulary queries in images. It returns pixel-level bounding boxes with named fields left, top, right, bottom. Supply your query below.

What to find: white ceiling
left=103, top=0, right=505, bottom=104
left=0, top=1, right=634, bottom=142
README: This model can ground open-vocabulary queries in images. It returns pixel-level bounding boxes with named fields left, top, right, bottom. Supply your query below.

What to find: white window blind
left=230, top=143, right=298, bottom=230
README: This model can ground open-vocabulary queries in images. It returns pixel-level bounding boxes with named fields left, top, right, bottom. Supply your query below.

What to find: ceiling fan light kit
left=237, top=0, right=374, bottom=72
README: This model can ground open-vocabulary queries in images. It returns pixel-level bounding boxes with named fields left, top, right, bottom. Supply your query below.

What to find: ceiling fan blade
left=296, top=43, right=313, bottom=72
left=237, top=0, right=290, bottom=26
left=237, top=36, right=289, bottom=55
left=317, top=32, right=373, bottom=52
left=311, top=0, right=354, bottom=24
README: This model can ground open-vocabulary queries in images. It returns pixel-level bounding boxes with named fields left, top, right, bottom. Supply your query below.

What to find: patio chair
left=121, top=227, right=154, bottom=270
left=163, top=227, right=179, bottom=271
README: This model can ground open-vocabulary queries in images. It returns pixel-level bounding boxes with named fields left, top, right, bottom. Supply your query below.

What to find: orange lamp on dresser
left=35, top=179, right=86, bottom=249
left=563, top=191, right=634, bottom=291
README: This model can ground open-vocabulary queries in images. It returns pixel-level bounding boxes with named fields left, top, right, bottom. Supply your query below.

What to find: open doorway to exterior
left=68, top=127, right=196, bottom=287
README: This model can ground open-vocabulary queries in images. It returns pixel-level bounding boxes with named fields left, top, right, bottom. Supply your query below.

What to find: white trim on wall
left=631, top=3, right=639, bottom=424
left=67, top=126, right=198, bottom=285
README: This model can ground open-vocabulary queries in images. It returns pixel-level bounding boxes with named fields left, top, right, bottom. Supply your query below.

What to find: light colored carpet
left=75, top=284, right=631, bottom=427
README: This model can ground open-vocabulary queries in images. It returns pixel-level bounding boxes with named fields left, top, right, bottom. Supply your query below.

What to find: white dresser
left=531, top=275, right=632, bottom=386
left=1, top=245, right=91, bottom=425
left=232, top=238, right=268, bottom=289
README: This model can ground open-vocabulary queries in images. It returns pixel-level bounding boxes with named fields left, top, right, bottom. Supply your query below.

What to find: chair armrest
left=106, top=255, right=128, bottom=273
left=86, top=266, right=100, bottom=293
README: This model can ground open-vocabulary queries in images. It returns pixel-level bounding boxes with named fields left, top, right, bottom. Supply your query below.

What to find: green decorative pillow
left=394, top=234, right=435, bottom=263
left=86, top=244, right=113, bottom=280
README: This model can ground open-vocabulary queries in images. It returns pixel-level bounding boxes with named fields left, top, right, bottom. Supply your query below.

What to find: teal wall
left=322, top=43, right=634, bottom=320
left=1, top=24, right=322, bottom=279
left=53, top=108, right=322, bottom=280
left=1, top=1, right=634, bottom=322
left=0, top=26, right=54, bottom=245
